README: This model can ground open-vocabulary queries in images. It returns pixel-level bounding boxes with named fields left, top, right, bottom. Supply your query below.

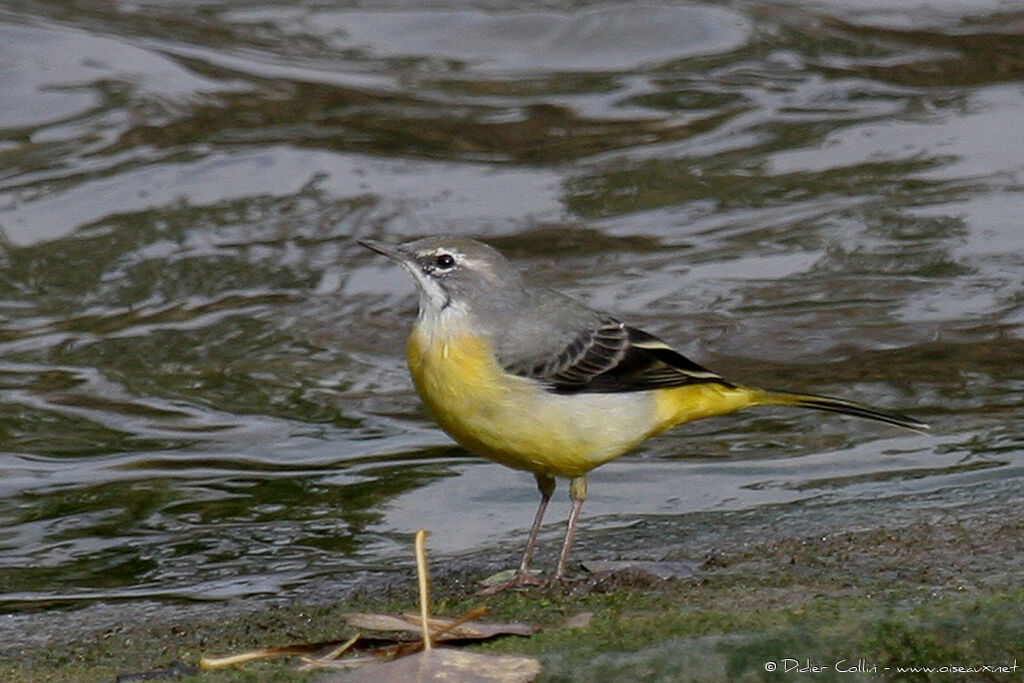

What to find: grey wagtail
left=359, top=235, right=927, bottom=591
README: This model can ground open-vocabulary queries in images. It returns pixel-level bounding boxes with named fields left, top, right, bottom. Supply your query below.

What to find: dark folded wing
left=503, top=318, right=730, bottom=394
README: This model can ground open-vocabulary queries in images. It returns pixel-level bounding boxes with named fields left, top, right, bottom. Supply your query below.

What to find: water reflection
left=243, top=5, right=750, bottom=72
left=0, top=0, right=1021, bottom=620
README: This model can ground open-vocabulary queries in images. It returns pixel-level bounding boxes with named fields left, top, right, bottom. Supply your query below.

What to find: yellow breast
left=406, top=321, right=659, bottom=478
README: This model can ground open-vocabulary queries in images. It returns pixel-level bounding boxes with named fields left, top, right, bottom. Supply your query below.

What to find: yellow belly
left=407, top=325, right=660, bottom=478
left=406, top=321, right=764, bottom=478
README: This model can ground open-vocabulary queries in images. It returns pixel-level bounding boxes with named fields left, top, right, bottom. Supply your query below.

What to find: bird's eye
left=434, top=253, right=456, bottom=269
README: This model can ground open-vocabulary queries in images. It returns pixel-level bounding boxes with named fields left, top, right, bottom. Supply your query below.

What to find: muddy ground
left=3, top=478, right=1023, bottom=682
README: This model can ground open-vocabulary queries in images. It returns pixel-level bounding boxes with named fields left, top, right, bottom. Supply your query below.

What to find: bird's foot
left=477, top=568, right=546, bottom=595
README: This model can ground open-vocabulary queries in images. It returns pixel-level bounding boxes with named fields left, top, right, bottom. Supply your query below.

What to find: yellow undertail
left=653, top=383, right=927, bottom=435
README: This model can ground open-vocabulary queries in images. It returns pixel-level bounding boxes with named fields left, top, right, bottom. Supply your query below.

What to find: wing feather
left=504, top=317, right=730, bottom=394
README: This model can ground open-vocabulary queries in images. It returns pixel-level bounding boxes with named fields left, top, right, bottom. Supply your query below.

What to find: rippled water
left=1, top=0, right=1022, bottom=620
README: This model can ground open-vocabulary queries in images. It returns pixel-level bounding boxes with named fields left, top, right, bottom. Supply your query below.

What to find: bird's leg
left=554, top=475, right=587, bottom=581
left=479, top=474, right=554, bottom=594
left=517, top=473, right=555, bottom=577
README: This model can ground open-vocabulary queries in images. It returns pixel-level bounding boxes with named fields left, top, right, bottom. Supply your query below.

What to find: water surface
left=0, top=0, right=1022, bottom=626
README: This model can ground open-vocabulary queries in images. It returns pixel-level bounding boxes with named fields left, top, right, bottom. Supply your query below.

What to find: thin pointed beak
left=357, top=238, right=411, bottom=263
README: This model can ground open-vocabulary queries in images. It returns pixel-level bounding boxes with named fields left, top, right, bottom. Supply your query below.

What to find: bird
left=359, top=235, right=927, bottom=591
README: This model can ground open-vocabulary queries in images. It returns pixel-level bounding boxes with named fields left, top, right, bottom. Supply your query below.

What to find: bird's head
left=359, top=235, right=525, bottom=318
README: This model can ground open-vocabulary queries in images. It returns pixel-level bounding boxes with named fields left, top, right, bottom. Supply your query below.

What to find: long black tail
left=752, top=388, right=929, bottom=432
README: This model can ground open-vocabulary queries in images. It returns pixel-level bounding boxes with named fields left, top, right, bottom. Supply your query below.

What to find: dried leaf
left=298, top=633, right=362, bottom=668
left=345, top=612, right=539, bottom=639
left=345, top=612, right=418, bottom=634
left=316, top=647, right=541, bottom=683
left=200, top=531, right=541, bottom=680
